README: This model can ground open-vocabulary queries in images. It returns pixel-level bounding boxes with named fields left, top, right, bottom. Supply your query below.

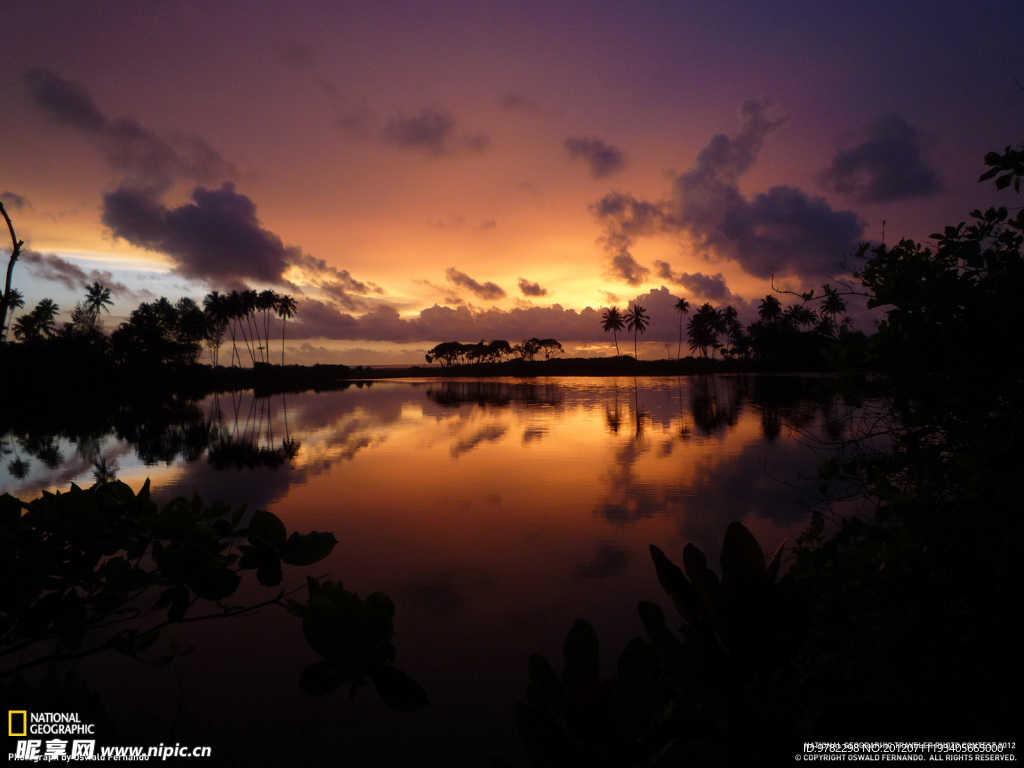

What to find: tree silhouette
left=601, top=306, right=625, bottom=355
left=1, top=201, right=24, bottom=342
left=84, top=282, right=113, bottom=323
left=758, top=294, right=782, bottom=324
left=1, top=287, right=23, bottom=342
left=673, top=297, right=690, bottom=359
left=276, top=294, right=297, bottom=365
left=624, top=304, right=649, bottom=359
left=687, top=302, right=721, bottom=359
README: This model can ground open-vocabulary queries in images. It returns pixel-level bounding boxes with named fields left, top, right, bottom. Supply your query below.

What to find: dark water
left=2, top=375, right=861, bottom=766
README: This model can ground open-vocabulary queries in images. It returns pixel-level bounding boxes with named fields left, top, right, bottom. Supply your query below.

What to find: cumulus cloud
left=592, top=98, right=863, bottom=282
left=820, top=113, right=942, bottom=202
left=565, top=136, right=627, bottom=178
left=21, top=249, right=134, bottom=297
left=653, top=261, right=740, bottom=303
left=380, top=107, right=490, bottom=157
left=102, top=182, right=373, bottom=294
left=517, top=278, right=548, bottom=298
left=590, top=193, right=672, bottom=285
left=102, top=182, right=297, bottom=285
left=288, top=297, right=608, bottom=344
left=445, top=268, right=507, bottom=301
left=22, top=67, right=236, bottom=190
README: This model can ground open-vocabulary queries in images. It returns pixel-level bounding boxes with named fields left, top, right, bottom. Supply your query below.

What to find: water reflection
left=2, top=375, right=859, bottom=766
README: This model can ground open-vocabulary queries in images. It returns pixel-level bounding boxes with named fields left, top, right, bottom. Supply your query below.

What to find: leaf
left=526, top=653, right=563, bottom=710
left=650, top=545, right=705, bottom=626
left=282, top=530, right=337, bottom=565
left=562, top=618, right=599, bottom=690
left=368, top=665, right=429, bottom=712
left=720, top=522, right=764, bottom=581
left=247, top=509, right=287, bottom=551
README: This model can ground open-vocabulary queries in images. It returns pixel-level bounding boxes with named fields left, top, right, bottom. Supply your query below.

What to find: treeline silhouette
left=515, top=145, right=1024, bottom=765
left=425, top=337, right=564, bottom=366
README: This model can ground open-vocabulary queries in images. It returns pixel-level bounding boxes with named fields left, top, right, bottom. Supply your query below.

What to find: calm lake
left=2, top=375, right=859, bottom=766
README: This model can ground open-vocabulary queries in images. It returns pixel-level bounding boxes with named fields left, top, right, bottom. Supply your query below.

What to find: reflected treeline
left=1, top=389, right=305, bottom=485
left=600, top=375, right=844, bottom=442
left=425, top=380, right=564, bottom=408
left=206, top=391, right=301, bottom=469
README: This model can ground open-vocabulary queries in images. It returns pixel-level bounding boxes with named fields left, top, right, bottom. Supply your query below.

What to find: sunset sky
left=2, top=0, right=1021, bottom=364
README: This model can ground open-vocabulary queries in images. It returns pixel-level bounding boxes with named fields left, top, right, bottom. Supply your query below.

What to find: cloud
left=428, top=214, right=497, bottom=231
left=1, top=191, right=29, bottom=210
left=565, top=136, right=627, bottom=178
left=593, top=98, right=863, bottom=282
left=102, top=182, right=299, bottom=285
left=820, top=113, right=943, bottom=202
left=22, top=67, right=236, bottom=190
left=590, top=192, right=671, bottom=285
left=653, top=261, right=740, bottom=303
left=517, top=278, right=548, bottom=298
left=380, top=107, right=490, bottom=157
left=445, top=268, right=507, bottom=301
left=21, top=249, right=134, bottom=297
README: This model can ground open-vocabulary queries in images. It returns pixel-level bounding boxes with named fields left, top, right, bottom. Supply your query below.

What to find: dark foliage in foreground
left=0, top=479, right=427, bottom=728
left=515, top=147, right=1024, bottom=765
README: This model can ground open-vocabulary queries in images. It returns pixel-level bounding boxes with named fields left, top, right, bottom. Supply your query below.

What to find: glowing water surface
left=2, top=376, right=857, bottom=766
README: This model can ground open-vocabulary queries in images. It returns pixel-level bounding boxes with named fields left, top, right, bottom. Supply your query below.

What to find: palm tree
left=624, top=304, right=650, bottom=360
left=1, top=287, right=24, bottom=342
left=601, top=306, right=625, bottom=356
left=276, top=294, right=297, bottom=365
left=31, top=298, right=60, bottom=338
left=257, top=290, right=278, bottom=363
left=84, top=282, right=113, bottom=322
left=687, top=303, right=721, bottom=359
left=203, top=291, right=229, bottom=367
left=673, top=297, right=690, bottom=359
left=757, top=295, right=782, bottom=325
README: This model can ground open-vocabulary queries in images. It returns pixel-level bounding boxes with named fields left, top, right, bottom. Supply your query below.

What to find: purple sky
left=2, top=0, right=1021, bottom=363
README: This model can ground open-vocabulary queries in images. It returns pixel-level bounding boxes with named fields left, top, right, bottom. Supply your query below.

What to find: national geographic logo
left=7, top=711, right=94, bottom=736
left=8, top=711, right=27, bottom=737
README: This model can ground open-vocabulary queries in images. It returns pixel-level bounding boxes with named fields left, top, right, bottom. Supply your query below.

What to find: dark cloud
left=498, top=91, right=562, bottom=119
left=445, top=268, right=507, bottom=301
left=102, top=182, right=297, bottom=285
left=1, top=191, right=29, bottom=210
left=593, top=98, right=863, bottom=282
left=820, top=114, right=943, bottom=203
left=380, top=107, right=490, bottom=157
left=517, top=278, right=548, bottom=298
left=22, top=67, right=236, bottom=190
left=22, top=67, right=106, bottom=133
left=287, top=297, right=607, bottom=343
left=565, top=136, right=627, bottom=178
left=21, top=249, right=133, bottom=297
left=428, top=214, right=496, bottom=231
left=653, top=261, right=739, bottom=302
left=590, top=192, right=671, bottom=285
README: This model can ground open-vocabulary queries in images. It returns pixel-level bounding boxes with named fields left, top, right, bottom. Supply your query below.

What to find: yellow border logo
left=8, top=710, right=28, bottom=737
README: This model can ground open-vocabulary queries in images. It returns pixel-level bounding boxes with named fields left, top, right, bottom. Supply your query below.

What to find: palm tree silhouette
left=84, top=282, right=113, bottom=322
left=276, top=294, right=297, bottom=365
left=602, top=306, right=625, bottom=356
left=758, top=295, right=782, bottom=325
left=625, top=304, right=649, bottom=360
left=32, top=298, right=60, bottom=338
left=1, top=287, right=24, bottom=342
left=673, top=296, right=690, bottom=359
